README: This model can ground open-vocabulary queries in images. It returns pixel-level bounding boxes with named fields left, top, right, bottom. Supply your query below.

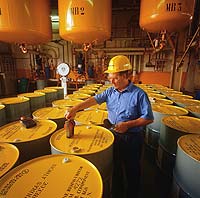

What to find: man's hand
left=65, top=108, right=77, bottom=120
left=114, top=122, right=129, bottom=133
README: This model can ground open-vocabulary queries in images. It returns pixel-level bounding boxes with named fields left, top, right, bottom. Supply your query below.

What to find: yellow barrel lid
left=150, top=98, right=173, bottom=105
left=35, top=88, right=57, bottom=93
left=178, top=134, right=200, bottom=162
left=0, top=154, right=103, bottom=198
left=50, top=125, right=114, bottom=155
left=162, top=90, right=183, bottom=94
left=74, top=90, right=95, bottom=95
left=90, top=102, right=107, bottom=111
left=52, top=99, right=83, bottom=108
left=67, top=93, right=91, bottom=100
left=166, top=93, right=193, bottom=99
left=0, top=120, right=57, bottom=143
left=0, top=105, right=5, bottom=110
left=147, top=93, right=166, bottom=99
left=75, top=110, right=108, bottom=125
left=33, top=107, right=68, bottom=120
left=173, top=98, right=200, bottom=106
left=80, top=87, right=98, bottom=91
left=162, top=116, right=200, bottom=134
left=185, top=105, right=200, bottom=114
left=152, top=104, right=188, bottom=115
left=18, top=92, right=45, bottom=98
left=0, top=142, right=19, bottom=178
left=0, top=97, right=29, bottom=105
left=146, top=90, right=161, bottom=94
left=44, top=86, right=64, bottom=90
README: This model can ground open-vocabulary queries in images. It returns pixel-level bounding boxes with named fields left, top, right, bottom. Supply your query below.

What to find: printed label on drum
left=162, top=116, right=200, bottom=133
left=0, top=155, right=102, bottom=197
left=33, top=108, right=66, bottom=119
left=0, top=121, right=56, bottom=142
left=179, top=135, right=200, bottom=161
left=51, top=125, right=114, bottom=154
left=75, top=110, right=108, bottom=125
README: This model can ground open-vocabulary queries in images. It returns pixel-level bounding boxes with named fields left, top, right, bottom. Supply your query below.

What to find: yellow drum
left=44, top=86, right=64, bottom=100
left=74, top=89, right=95, bottom=96
left=173, top=98, right=200, bottom=107
left=0, top=0, right=51, bottom=44
left=18, top=92, right=46, bottom=113
left=50, top=125, right=114, bottom=197
left=0, top=120, right=57, bottom=163
left=173, top=134, right=200, bottom=198
left=75, top=110, right=108, bottom=125
left=32, top=107, right=68, bottom=130
left=150, top=98, right=173, bottom=105
left=0, top=154, right=103, bottom=198
left=185, top=105, right=200, bottom=118
left=0, top=105, right=6, bottom=127
left=52, top=99, right=83, bottom=108
left=0, top=97, right=30, bottom=123
left=67, top=93, right=91, bottom=100
left=0, top=142, right=19, bottom=178
left=35, top=89, right=57, bottom=107
left=59, top=0, right=111, bottom=44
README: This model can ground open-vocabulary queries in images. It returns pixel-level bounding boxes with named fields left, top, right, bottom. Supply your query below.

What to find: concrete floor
left=139, top=144, right=173, bottom=198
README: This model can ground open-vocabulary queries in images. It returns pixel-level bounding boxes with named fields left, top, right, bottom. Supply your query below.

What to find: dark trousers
left=111, top=131, right=143, bottom=198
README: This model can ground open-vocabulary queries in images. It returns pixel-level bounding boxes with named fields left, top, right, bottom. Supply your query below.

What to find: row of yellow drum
left=0, top=83, right=113, bottom=198
left=138, top=83, right=200, bottom=197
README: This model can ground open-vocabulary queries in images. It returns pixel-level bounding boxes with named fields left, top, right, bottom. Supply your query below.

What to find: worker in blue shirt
left=66, top=55, right=154, bottom=198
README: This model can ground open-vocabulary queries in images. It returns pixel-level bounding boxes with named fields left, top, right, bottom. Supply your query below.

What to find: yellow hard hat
left=104, top=55, right=132, bottom=73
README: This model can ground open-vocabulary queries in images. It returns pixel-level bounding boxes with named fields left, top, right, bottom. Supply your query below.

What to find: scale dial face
left=57, top=63, right=70, bottom=76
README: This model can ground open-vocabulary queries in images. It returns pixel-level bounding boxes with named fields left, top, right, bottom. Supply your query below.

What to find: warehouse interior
left=0, top=0, right=200, bottom=198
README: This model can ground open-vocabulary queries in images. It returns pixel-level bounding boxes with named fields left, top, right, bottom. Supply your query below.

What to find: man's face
left=107, top=73, right=126, bottom=89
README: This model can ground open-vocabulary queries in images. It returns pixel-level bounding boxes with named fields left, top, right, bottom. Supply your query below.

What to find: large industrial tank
left=58, top=0, right=111, bottom=44
left=139, top=0, right=195, bottom=32
left=0, top=154, right=103, bottom=198
left=0, top=0, right=52, bottom=44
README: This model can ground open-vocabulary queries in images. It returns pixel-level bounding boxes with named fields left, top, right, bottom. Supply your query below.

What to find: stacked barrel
left=137, top=83, right=200, bottom=197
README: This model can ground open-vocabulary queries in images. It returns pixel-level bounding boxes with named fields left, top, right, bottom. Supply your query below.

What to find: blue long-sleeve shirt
left=94, top=83, right=154, bottom=133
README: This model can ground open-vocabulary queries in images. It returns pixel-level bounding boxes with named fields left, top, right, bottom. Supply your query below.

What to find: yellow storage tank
left=58, top=0, right=111, bottom=44
left=0, top=142, right=19, bottom=178
left=0, top=154, right=103, bottom=198
left=139, top=0, right=195, bottom=32
left=0, top=120, right=57, bottom=163
left=0, top=0, right=52, bottom=44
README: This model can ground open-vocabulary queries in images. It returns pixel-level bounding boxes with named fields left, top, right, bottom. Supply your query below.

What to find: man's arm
left=65, top=96, right=98, bottom=119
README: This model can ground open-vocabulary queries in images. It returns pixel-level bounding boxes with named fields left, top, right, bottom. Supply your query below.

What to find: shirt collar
left=114, top=81, right=134, bottom=93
